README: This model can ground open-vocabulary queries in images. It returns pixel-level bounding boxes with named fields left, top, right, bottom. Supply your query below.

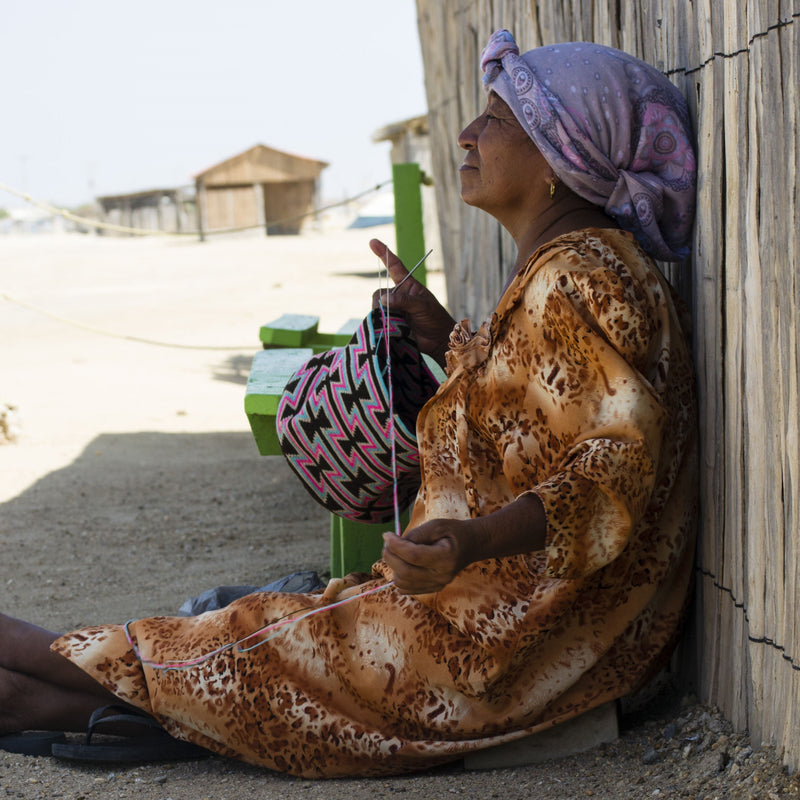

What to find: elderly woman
left=0, top=30, right=697, bottom=776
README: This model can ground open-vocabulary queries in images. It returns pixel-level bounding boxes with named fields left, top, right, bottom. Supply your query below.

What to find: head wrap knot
left=480, top=29, right=519, bottom=82
left=480, top=30, right=696, bottom=261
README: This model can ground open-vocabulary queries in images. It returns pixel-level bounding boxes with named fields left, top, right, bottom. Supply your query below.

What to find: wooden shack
left=416, top=0, right=800, bottom=772
left=96, top=187, right=194, bottom=235
left=194, top=144, right=328, bottom=236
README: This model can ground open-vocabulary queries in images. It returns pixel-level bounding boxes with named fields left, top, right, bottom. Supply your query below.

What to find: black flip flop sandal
left=51, top=705, right=209, bottom=763
left=0, top=732, right=67, bottom=757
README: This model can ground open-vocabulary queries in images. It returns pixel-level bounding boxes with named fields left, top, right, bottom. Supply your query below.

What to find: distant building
left=94, top=144, right=328, bottom=237
left=96, top=188, right=194, bottom=235
left=194, top=144, right=328, bottom=236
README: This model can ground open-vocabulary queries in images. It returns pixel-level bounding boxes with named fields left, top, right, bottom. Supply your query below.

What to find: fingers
left=371, top=287, right=415, bottom=315
left=381, top=531, right=458, bottom=595
left=383, top=531, right=442, bottom=565
left=369, top=239, right=411, bottom=288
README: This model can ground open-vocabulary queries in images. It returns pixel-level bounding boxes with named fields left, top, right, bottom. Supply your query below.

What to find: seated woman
left=0, top=30, right=697, bottom=777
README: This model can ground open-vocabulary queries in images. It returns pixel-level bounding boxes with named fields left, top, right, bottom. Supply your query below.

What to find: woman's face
left=457, top=93, right=549, bottom=219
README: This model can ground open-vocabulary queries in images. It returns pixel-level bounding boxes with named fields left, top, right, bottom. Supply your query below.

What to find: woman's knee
left=0, top=614, right=61, bottom=673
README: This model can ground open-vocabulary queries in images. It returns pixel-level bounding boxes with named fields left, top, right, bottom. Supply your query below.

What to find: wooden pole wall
left=415, top=0, right=800, bottom=771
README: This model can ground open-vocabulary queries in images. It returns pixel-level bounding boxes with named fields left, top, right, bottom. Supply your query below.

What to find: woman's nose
left=457, top=116, right=480, bottom=150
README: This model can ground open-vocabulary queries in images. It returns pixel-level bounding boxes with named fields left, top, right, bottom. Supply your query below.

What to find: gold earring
left=550, top=179, right=557, bottom=199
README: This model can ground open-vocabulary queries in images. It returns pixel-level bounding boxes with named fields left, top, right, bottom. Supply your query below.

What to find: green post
left=392, top=162, right=426, bottom=286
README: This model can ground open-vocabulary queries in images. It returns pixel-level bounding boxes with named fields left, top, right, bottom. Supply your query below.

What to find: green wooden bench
left=245, top=315, right=392, bottom=577
left=244, top=346, right=314, bottom=456
left=259, top=314, right=361, bottom=353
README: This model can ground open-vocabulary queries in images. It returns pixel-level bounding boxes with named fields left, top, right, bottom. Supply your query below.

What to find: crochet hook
left=391, top=249, right=433, bottom=293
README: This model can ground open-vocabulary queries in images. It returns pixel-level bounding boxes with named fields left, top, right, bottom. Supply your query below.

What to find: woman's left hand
left=382, top=519, right=475, bottom=595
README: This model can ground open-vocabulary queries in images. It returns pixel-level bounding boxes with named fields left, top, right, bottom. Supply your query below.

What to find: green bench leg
left=329, top=512, right=410, bottom=578
left=330, top=516, right=386, bottom=578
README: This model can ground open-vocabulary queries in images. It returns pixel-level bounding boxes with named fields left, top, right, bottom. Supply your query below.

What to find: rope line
left=1, top=290, right=254, bottom=351
left=697, top=566, right=800, bottom=671
left=0, top=181, right=183, bottom=237
left=0, top=179, right=393, bottom=238
left=0, top=179, right=406, bottom=351
left=666, top=12, right=799, bottom=76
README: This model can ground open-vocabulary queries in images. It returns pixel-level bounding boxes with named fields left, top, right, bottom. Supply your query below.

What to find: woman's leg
left=0, top=613, right=110, bottom=692
left=0, top=666, right=116, bottom=734
left=0, top=613, right=119, bottom=733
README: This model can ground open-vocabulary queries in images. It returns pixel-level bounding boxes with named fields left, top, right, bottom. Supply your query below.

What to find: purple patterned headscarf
left=481, top=30, right=696, bottom=261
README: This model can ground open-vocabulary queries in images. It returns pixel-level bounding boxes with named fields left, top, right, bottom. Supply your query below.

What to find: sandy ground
left=1, top=228, right=798, bottom=799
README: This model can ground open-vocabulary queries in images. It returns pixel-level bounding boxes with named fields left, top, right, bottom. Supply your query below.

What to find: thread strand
left=125, top=582, right=394, bottom=671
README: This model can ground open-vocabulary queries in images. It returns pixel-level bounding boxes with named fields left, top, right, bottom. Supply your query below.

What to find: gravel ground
left=1, top=231, right=797, bottom=798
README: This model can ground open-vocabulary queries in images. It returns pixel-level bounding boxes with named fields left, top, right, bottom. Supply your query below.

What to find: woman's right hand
left=383, top=493, right=548, bottom=595
left=381, top=519, right=473, bottom=595
left=369, top=239, right=455, bottom=368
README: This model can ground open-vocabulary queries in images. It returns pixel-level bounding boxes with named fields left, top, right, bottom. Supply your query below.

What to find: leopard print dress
left=52, top=229, right=697, bottom=777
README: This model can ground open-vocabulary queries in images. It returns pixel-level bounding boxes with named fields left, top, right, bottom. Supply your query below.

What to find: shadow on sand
left=212, top=353, right=255, bottom=386
left=0, top=430, right=330, bottom=631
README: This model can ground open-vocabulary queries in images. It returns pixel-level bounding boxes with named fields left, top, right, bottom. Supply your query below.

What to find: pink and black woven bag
left=276, top=309, right=440, bottom=523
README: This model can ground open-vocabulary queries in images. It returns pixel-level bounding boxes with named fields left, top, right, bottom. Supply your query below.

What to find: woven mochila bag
left=276, top=308, right=440, bottom=523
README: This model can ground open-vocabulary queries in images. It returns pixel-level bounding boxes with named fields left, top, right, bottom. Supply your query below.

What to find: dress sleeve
left=517, top=248, right=670, bottom=579
left=532, top=436, right=657, bottom=579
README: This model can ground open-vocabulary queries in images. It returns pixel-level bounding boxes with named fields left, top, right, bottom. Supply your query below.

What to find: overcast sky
left=0, top=1, right=427, bottom=209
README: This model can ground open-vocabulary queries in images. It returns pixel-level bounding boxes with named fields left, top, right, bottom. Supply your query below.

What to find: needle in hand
left=391, top=249, right=433, bottom=293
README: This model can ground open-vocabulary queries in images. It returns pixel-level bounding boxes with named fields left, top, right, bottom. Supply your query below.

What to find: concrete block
left=464, top=701, right=618, bottom=770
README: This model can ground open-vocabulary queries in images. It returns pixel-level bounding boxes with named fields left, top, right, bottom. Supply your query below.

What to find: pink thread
left=380, top=250, right=403, bottom=537
left=124, top=581, right=394, bottom=671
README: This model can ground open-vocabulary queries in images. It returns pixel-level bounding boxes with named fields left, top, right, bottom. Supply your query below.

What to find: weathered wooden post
left=195, top=178, right=205, bottom=243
